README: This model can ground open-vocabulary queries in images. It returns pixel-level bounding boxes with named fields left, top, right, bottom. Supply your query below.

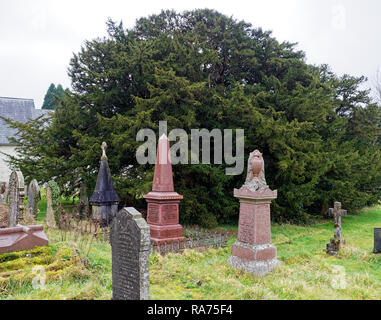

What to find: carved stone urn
left=249, top=150, right=263, bottom=179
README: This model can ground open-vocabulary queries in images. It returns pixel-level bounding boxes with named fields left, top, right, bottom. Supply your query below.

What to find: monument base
left=324, top=238, right=343, bottom=256
left=231, top=241, right=277, bottom=261
left=148, top=224, right=185, bottom=245
left=227, top=255, right=280, bottom=277
left=228, top=241, right=280, bottom=276
left=150, top=237, right=186, bottom=246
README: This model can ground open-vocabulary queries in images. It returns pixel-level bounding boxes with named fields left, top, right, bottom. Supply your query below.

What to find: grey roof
left=0, top=97, right=51, bottom=145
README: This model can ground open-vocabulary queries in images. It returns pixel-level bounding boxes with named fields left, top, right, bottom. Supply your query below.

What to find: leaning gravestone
left=374, top=228, right=381, bottom=254
left=110, top=207, right=150, bottom=300
left=27, top=179, right=41, bottom=218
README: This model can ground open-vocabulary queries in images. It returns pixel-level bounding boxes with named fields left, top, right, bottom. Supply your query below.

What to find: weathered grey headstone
left=110, top=207, right=150, bottom=300
left=27, top=179, right=41, bottom=218
left=46, top=186, right=57, bottom=228
left=374, top=228, right=381, bottom=254
left=6, top=171, right=23, bottom=227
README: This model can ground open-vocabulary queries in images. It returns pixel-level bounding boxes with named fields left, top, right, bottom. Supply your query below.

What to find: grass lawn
left=1, top=202, right=380, bottom=300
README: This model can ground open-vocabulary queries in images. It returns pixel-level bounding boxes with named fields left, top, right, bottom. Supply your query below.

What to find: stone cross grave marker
left=328, top=202, right=347, bottom=242
left=325, top=201, right=348, bottom=255
left=27, top=179, right=41, bottom=218
left=374, top=228, right=381, bottom=254
left=110, top=207, right=150, bottom=300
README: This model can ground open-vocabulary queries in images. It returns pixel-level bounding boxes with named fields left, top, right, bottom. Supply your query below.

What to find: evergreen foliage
left=41, top=83, right=69, bottom=110
left=3, top=9, right=381, bottom=227
left=47, top=180, right=60, bottom=206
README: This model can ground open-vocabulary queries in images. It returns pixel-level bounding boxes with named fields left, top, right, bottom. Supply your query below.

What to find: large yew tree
left=4, top=9, right=381, bottom=226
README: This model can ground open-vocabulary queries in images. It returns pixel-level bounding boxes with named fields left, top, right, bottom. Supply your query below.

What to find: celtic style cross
left=328, top=202, right=347, bottom=242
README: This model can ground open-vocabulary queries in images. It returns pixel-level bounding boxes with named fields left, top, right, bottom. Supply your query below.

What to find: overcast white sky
left=0, top=0, right=380, bottom=108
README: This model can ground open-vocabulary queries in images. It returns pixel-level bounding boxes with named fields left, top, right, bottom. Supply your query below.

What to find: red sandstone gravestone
left=0, top=225, right=49, bottom=254
left=228, top=150, right=280, bottom=276
left=144, top=134, right=184, bottom=245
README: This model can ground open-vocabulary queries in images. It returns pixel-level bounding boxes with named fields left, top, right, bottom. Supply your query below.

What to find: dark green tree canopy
left=41, top=83, right=70, bottom=110
left=4, top=9, right=381, bottom=227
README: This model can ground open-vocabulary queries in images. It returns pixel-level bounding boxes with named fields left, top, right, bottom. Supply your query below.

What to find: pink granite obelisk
left=144, top=134, right=184, bottom=245
left=228, top=150, right=280, bottom=276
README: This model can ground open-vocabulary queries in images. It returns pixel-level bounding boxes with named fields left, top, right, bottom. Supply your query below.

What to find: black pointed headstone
left=90, top=142, right=120, bottom=227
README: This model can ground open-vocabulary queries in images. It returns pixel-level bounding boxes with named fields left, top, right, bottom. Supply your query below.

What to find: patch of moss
left=0, top=245, right=90, bottom=295
left=0, top=246, right=52, bottom=263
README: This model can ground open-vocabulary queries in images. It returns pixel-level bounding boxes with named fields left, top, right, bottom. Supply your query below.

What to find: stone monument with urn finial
left=228, top=150, right=280, bottom=276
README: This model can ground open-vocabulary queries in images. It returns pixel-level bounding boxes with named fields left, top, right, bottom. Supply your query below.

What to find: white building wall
left=0, top=145, right=18, bottom=183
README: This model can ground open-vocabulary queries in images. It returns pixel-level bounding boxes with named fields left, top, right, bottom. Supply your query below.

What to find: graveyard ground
left=0, top=197, right=380, bottom=300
